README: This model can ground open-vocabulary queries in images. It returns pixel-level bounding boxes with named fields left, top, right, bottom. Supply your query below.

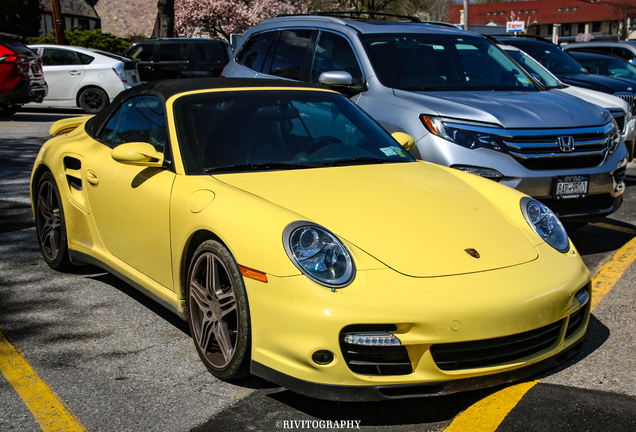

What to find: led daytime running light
left=344, top=333, right=401, bottom=346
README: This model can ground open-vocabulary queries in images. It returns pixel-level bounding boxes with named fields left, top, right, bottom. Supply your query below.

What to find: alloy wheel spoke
left=214, top=321, right=234, bottom=362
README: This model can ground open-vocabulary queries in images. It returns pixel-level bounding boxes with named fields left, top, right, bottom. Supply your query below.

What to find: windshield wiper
left=321, top=157, right=392, bottom=167
left=204, top=162, right=313, bottom=173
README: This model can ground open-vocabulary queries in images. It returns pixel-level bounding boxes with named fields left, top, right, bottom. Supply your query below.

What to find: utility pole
left=50, top=0, right=66, bottom=45
left=463, top=0, right=469, bottom=31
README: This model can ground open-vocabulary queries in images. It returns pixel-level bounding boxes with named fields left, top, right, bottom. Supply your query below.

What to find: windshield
left=507, top=41, right=589, bottom=76
left=173, top=90, right=414, bottom=175
left=360, top=33, right=538, bottom=91
left=575, top=55, right=636, bottom=80
left=504, top=48, right=562, bottom=88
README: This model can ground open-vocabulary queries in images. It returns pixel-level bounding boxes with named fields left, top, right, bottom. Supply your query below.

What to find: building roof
left=41, top=0, right=99, bottom=19
left=445, top=1, right=627, bottom=27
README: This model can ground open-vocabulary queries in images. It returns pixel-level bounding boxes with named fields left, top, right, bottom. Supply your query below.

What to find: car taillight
left=1, top=55, right=30, bottom=78
left=112, top=63, right=127, bottom=82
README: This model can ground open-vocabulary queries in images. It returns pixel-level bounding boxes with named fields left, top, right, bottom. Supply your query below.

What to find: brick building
left=445, top=0, right=636, bottom=42
left=91, top=0, right=158, bottom=38
left=40, top=0, right=100, bottom=34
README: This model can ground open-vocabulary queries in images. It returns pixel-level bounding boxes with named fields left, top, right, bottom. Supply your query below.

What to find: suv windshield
left=507, top=41, right=588, bottom=76
left=361, top=33, right=537, bottom=91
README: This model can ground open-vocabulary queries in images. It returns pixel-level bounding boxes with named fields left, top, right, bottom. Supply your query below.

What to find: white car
left=27, top=45, right=141, bottom=114
left=502, top=44, right=636, bottom=160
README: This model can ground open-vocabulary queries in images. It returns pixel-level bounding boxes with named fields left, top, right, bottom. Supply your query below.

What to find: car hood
left=215, top=162, right=539, bottom=277
left=393, top=89, right=606, bottom=128
left=557, top=85, right=629, bottom=112
left=558, top=73, right=635, bottom=93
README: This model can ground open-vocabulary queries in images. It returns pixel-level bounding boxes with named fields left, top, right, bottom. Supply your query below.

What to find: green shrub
left=26, top=28, right=132, bottom=55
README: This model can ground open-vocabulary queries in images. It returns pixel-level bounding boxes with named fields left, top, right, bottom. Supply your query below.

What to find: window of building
left=592, top=22, right=601, bottom=32
left=558, top=7, right=562, bottom=12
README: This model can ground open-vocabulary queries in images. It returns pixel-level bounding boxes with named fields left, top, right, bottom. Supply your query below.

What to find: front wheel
left=35, top=171, right=72, bottom=270
left=186, top=240, right=251, bottom=380
left=79, top=87, right=109, bottom=114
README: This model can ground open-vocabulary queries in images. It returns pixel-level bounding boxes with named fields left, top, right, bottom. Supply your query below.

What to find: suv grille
left=340, top=325, right=412, bottom=376
left=609, top=111, right=625, bottom=133
left=503, top=132, right=609, bottom=170
left=613, top=92, right=635, bottom=114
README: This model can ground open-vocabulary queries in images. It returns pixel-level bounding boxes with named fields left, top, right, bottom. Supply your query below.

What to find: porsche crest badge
left=465, top=248, right=480, bottom=259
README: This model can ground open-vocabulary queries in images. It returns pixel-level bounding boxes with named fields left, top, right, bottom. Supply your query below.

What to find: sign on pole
left=507, top=21, right=526, bottom=33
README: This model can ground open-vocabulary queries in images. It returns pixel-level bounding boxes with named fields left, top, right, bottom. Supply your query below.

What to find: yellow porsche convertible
left=31, top=78, right=591, bottom=401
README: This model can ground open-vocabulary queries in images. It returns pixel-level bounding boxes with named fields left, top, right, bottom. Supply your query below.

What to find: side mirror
left=318, top=71, right=366, bottom=96
left=391, top=132, right=415, bottom=151
left=112, top=142, right=164, bottom=167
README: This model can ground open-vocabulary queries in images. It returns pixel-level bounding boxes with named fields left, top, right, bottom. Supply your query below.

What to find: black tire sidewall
left=79, top=88, right=108, bottom=114
left=186, top=240, right=252, bottom=380
left=36, top=171, right=72, bottom=270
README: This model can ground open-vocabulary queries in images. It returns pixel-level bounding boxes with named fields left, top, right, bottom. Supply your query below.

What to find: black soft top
left=86, top=78, right=323, bottom=136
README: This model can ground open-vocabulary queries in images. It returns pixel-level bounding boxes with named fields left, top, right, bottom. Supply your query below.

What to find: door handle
left=86, top=170, right=99, bottom=186
left=69, top=70, right=82, bottom=76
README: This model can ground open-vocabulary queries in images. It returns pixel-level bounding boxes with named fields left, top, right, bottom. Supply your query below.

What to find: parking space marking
left=444, top=235, right=636, bottom=432
left=591, top=222, right=636, bottom=235
left=0, top=328, right=86, bottom=431
left=0, top=123, right=30, bottom=126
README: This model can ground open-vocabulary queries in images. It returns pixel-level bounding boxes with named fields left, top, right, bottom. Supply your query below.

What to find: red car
left=0, top=33, right=48, bottom=116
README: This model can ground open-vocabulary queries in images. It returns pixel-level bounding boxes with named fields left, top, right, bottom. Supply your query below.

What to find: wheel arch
left=30, top=163, right=53, bottom=211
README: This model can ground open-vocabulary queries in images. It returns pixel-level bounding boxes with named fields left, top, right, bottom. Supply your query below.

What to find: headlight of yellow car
left=521, top=197, right=570, bottom=252
left=283, top=221, right=356, bottom=288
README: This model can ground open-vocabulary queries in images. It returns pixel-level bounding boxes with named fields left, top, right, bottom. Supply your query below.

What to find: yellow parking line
left=0, top=329, right=86, bottom=431
left=0, top=123, right=30, bottom=126
left=591, top=222, right=636, bottom=235
left=444, top=235, right=636, bottom=432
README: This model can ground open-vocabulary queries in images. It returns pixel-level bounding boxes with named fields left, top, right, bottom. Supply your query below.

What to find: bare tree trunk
left=157, top=0, right=175, bottom=38
left=463, top=0, right=469, bottom=30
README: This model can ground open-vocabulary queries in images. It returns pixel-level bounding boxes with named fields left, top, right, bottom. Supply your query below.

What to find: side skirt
left=69, top=249, right=189, bottom=321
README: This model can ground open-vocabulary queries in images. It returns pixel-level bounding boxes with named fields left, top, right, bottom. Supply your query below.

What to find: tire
left=186, top=240, right=251, bottom=380
left=78, top=87, right=109, bottom=114
left=0, top=104, right=20, bottom=116
left=35, top=171, right=72, bottom=270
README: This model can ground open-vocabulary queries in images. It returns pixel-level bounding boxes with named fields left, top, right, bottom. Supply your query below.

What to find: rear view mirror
left=318, top=71, right=366, bottom=96
left=391, top=132, right=415, bottom=151
left=111, top=142, right=164, bottom=167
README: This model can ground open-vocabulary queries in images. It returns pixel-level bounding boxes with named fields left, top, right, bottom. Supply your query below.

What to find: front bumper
left=245, top=243, right=591, bottom=401
left=416, top=133, right=627, bottom=223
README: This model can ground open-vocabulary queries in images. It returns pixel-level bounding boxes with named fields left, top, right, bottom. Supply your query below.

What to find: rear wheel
left=186, top=240, right=251, bottom=380
left=79, top=87, right=108, bottom=114
left=0, top=104, right=20, bottom=116
left=35, top=172, right=72, bottom=270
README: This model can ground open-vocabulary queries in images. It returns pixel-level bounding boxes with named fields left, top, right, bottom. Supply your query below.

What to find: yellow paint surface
left=0, top=329, right=86, bottom=431
left=444, top=234, right=636, bottom=432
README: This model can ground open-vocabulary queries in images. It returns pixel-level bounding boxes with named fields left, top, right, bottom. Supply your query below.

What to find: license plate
left=555, top=175, right=589, bottom=199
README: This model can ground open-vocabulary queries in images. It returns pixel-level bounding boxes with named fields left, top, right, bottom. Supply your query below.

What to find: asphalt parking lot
left=1, top=108, right=635, bottom=432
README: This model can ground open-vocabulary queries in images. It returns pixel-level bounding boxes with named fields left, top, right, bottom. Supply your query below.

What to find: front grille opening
left=430, top=319, right=564, bottom=371
left=340, top=324, right=412, bottom=376
left=514, top=155, right=604, bottom=170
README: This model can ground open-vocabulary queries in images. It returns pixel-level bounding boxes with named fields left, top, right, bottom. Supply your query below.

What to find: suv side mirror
left=112, top=142, right=164, bottom=167
left=318, top=71, right=366, bottom=96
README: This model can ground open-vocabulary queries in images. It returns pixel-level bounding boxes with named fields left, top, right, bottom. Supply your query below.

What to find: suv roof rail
left=277, top=11, right=423, bottom=23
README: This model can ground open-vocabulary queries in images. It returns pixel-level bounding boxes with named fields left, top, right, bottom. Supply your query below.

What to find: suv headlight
left=283, top=222, right=355, bottom=288
left=520, top=197, right=569, bottom=252
left=421, top=115, right=505, bottom=152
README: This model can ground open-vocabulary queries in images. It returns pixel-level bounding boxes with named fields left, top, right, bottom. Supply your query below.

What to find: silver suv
left=223, top=14, right=627, bottom=224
